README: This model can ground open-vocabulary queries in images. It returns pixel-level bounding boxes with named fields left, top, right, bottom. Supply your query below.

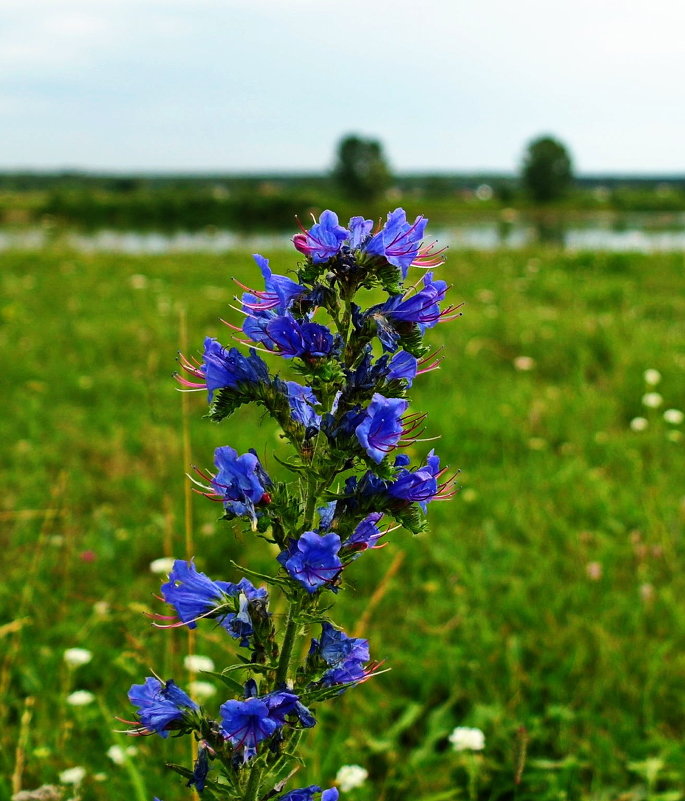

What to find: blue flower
left=278, top=786, right=322, bottom=801
left=321, top=660, right=368, bottom=687
left=318, top=622, right=370, bottom=666
left=387, top=350, right=418, bottom=386
left=308, top=623, right=375, bottom=691
left=343, top=513, right=384, bottom=553
left=222, top=578, right=269, bottom=647
left=286, top=381, right=322, bottom=428
left=241, top=254, right=306, bottom=313
left=263, top=690, right=317, bottom=728
left=210, top=446, right=272, bottom=525
left=177, top=338, right=269, bottom=402
left=355, top=393, right=409, bottom=463
left=293, top=210, right=349, bottom=262
left=388, top=450, right=442, bottom=511
left=160, top=561, right=267, bottom=644
left=347, top=216, right=374, bottom=249
left=383, top=272, right=448, bottom=328
left=160, top=559, right=233, bottom=628
left=363, top=208, right=429, bottom=278
left=322, top=790, right=339, bottom=801
left=187, top=745, right=211, bottom=792
left=277, top=531, right=343, bottom=593
left=128, top=677, right=198, bottom=738
left=219, top=697, right=280, bottom=756
left=317, top=501, right=337, bottom=531
left=264, top=317, right=335, bottom=359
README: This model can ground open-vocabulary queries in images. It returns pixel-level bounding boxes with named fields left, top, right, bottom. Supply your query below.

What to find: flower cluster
left=125, top=209, right=458, bottom=800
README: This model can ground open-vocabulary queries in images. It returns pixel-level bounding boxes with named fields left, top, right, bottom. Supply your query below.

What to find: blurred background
left=2, top=1, right=684, bottom=800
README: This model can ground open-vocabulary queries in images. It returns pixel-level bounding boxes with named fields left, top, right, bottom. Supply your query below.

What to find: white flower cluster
left=335, top=764, right=368, bottom=792
left=449, top=726, right=485, bottom=751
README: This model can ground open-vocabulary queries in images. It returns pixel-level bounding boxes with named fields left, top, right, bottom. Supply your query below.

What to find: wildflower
left=513, top=356, right=536, bottom=371
left=586, top=561, right=602, bottom=580
left=363, top=208, right=437, bottom=277
left=382, top=273, right=449, bottom=326
left=106, top=745, right=137, bottom=765
left=63, top=648, right=92, bottom=668
left=310, top=623, right=376, bottom=690
left=149, top=557, right=175, bottom=575
left=160, top=559, right=267, bottom=644
left=197, top=445, right=272, bottom=525
left=387, top=350, right=418, bottom=385
left=293, top=210, right=349, bottom=262
left=643, top=368, right=662, bottom=385
left=343, top=513, right=384, bottom=553
left=177, top=338, right=269, bottom=402
left=257, top=316, right=335, bottom=360
left=449, top=726, right=485, bottom=751
left=286, top=381, right=322, bottom=428
left=188, top=744, right=211, bottom=792
left=219, top=697, right=280, bottom=757
left=630, top=417, right=649, bottom=432
left=66, top=690, right=95, bottom=706
left=355, top=393, right=409, bottom=463
left=335, top=764, right=368, bottom=791
left=183, top=654, right=215, bottom=674
left=640, top=583, right=655, bottom=602
left=127, top=677, right=198, bottom=738
left=389, top=450, right=455, bottom=511
left=317, top=623, right=369, bottom=666
left=58, top=767, right=86, bottom=785
left=279, top=786, right=338, bottom=801
left=664, top=408, right=684, bottom=425
left=263, top=690, right=316, bottom=728
left=277, top=531, right=343, bottom=593
left=239, top=254, right=306, bottom=313
left=188, top=681, right=217, bottom=701
left=161, top=559, right=233, bottom=628
left=642, top=392, right=663, bottom=409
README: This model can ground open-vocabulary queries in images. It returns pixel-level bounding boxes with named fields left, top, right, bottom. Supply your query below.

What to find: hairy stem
left=244, top=764, right=263, bottom=801
left=275, top=602, right=299, bottom=687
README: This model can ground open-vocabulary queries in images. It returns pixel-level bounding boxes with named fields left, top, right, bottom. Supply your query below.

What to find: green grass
left=1, top=246, right=684, bottom=801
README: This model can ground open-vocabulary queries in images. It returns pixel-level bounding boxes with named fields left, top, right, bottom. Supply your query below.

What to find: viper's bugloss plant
left=123, top=209, right=461, bottom=800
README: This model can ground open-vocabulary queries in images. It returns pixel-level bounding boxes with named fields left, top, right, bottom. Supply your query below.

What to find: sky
left=1, top=0, right=683, bottom=175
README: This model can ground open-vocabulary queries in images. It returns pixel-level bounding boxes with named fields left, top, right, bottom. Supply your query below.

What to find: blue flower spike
left=128, top=208, right=457, bottom=800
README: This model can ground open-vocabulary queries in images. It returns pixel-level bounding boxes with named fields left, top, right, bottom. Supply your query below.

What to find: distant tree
left=333, top=134, right=391, bottom=201
left=521, top=135, right=573, bottom=203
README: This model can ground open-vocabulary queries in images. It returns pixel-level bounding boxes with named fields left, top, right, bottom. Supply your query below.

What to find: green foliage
left=521, top=135, right=574, bottom=203
left=1, top=248, right=684, bottom=799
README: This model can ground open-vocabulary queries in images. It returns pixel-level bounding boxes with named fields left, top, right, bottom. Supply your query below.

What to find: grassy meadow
left=1, top=244, right=685, bottom=800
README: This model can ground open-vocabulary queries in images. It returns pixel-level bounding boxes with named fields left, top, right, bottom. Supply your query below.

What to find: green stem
left=244, top=764, right=263, bottom=801
left=275, top=601, right=299, bottom=686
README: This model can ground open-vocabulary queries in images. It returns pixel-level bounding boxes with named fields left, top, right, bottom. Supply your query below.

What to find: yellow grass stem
left=353, top=550, right=405, bottom=638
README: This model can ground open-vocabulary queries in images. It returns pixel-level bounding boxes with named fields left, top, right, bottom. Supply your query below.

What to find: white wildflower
left=663, top=409, right=684, bottom=425
left=335, top=764, right=368, bottom=792
left=630, top=417, right=648, bottom=432
left=66, top=690, right=95, bottom=706
left=189, top=681, right=217, bottom=701
left=643, top=369, right=662, bottom=386
left=513, top=356, right=536, bottom=371
left=107, top=745, right=137, bottom=765
left=585, top=562, right=602, bottom=581
left=58, top=767, right=86, bottom=785
left=184, top=655, right=215, bottom=674
left=449, top=726, right=485, bottom=752
left=642, top=392, right=663, bottom=409
left=149, top=557, right=176, bottom=575
left=63, top=648, right=92, bottom=668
